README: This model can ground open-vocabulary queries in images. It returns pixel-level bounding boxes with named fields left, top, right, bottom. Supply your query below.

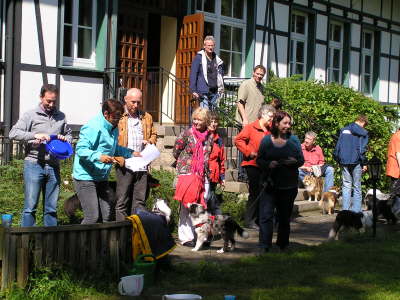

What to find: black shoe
left=257, top=248, right=269, bottom=255
left=245, top=223, right=259, bottom=230
left=182, top=241, right=195, bottom=247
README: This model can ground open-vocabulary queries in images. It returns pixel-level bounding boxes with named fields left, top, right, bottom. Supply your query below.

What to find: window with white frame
left=61, top=0, right=97, bottom=68
left=196, top=0, right=246, bottom=77
left=361, top=30, right=374, bottom=95
left=289, top=12, right=308, bottom=80
left=328, top=22, right=343, bottom=84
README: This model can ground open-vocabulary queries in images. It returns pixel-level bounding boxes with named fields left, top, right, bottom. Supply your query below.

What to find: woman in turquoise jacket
left=73, top=99, right=133, bottom=224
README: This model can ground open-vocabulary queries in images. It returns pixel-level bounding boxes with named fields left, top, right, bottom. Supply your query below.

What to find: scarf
left=191, top=125, right=208, bottom=177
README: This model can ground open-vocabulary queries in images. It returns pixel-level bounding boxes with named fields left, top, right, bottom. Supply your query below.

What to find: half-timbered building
left=0, top=0, right=399, bottom=135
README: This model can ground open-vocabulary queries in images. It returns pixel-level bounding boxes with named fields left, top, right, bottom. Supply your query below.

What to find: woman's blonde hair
left=192, top=107, right=211, bottom=126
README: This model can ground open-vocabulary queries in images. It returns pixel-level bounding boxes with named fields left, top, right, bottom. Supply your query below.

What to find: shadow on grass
left=149, top=231, right=400, bottom=300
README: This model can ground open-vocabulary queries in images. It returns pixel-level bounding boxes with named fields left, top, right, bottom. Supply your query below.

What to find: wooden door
left=175, top=13, right=204, bottom=124
left=117, top=1, right=148, bottom=95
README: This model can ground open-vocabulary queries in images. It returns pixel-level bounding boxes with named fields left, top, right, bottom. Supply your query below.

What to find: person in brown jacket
left=115, top=88, right=157, bottom=221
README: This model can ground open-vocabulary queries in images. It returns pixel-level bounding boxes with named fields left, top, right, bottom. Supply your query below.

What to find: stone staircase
left=151, top=123, right=319, bottom=213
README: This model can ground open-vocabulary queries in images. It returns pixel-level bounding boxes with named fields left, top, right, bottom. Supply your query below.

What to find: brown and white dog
left=319, top=186, right=340, bottom=215
left=303, top=175, right=324, bottom=202
left=188, top=203, right=249, bottom=253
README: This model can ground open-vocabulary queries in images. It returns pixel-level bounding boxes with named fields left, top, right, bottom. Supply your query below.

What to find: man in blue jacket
left=189, top=36, right=224, bottom=110
left=334, top=115, right=369, bottom=213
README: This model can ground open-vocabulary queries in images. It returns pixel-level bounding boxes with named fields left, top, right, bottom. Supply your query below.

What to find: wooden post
left=17, top=234, right=29, bottom=288
left=1, top=231, right=11, bottom=290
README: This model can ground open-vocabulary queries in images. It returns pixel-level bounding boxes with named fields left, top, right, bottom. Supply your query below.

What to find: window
left=289, top=12, right=307, bottom=80
left=196, top=0, right=246, bottom=77
left=61, top=0, right=97, bottom=68
left=361, top=30, right=374, bottom=95
left=328, top=22, right=343, bottom=83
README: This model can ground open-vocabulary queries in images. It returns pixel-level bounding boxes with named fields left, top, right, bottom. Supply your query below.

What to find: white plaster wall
left=293, top=0, right=307, bottom=6
left=256, top=0, right=267, bottom=26
left=363, top=17, right=374, bottom=25
left=313, top=2, right=326, bottom=11
left=255, top=30, right=269, bottom=66
left=268, top=37, right=288, bottom=78
left=330, top=0, right=350, bottom=7
left=160, top=16, right=177, bottom=124
left=59, top=76, right=103, bottom=125
left=394, top=1, right=400, bottom=23
left=21, top=0, right=58, bottom=66
left=351, top=24, right=361, bottom=48
left=314, top=44, right=326, bottom=82
left=379, top=57, right=389, bottom=103
left=0, top=73, right=3, bottom=122
left=382, top=0, right=392, bottom=20
left=274, top=2, right=289, bottom=32
left=39, top=0, right=58, bottom=67
left=389, top=59, right=399, bottom=103
left=349, top=51, right=359, bottom=91
left=21, top=0, right=39, bottom=65
left=331, top=8, right=343, bottom=16
left=364, top=0, right=381, bottom=17
left=392, top=34, right=400, bottom=56
left=381, top=31, right=391, bottom=54
left=316, top=14, right=328, bottom=41
left=19, top=71, right=56, bottom=115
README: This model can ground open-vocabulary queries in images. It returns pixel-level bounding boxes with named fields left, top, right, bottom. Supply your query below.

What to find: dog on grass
left=328, top=210, right=373, bottom=240
left=188, top=203, right=249, bottom=253
left=319, top=186, right=340, bottom=215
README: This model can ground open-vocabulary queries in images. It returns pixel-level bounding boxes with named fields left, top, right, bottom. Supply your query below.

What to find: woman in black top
left=256, top=111, right=304, bottom=252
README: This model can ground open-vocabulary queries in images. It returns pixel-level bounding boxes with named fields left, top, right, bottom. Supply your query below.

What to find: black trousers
left=244, top=166, right=262, bottom=226
left=259, top=187, right=297, bottom=249
left=115, top=166, right=148, bottom=221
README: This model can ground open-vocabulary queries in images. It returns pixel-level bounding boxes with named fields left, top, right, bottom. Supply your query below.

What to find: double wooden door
left=175, top=13, right=204, bottom=124
left=117, top=1, right=148, bottom=94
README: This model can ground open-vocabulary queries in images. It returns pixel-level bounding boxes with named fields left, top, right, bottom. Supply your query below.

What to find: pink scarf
left=191, top=125, right=208, bottom=177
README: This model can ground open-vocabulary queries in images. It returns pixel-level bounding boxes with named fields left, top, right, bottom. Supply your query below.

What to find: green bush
left=265, top=77, right=400, bottom=190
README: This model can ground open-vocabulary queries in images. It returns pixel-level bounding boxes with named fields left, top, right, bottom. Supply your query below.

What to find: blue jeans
left=22, top=160, right=60, bottom=226
left=341, top=164, right=363, bottom=212
left=298, top=164, right=334, bottom=192
left=199, top=93, right=219, bottom=110
left=259, top=187, right=297, bottom=250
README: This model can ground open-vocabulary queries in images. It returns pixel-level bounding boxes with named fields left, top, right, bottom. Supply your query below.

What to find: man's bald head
left=124, top=88, right=142, bottom=115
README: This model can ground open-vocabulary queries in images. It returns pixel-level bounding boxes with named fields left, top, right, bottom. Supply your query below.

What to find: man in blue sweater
left=189, top=36, right=224, bottom=110
left=334, top=115, right=369, bottom=213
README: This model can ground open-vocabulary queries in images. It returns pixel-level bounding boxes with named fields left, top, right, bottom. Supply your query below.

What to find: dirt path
left=170, top=211, right=336, bottom=264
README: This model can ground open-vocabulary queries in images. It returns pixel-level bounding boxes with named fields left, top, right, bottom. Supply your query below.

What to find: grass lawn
left=4, top=231, right=400, bottom=300
left=151, top=232, right=400, bottom=300
left=2, top=160, right=400, bottom=299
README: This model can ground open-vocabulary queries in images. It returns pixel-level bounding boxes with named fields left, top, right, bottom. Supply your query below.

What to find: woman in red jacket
left=208, top=111, right=225, bottom=215
left=235, top=104, right=275, bottom=229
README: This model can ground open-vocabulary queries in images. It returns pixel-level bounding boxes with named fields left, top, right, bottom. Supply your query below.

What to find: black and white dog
left=188, top=203, right=249, bottom=253
left=328, top=210, right=373, bottom=240
left=364, top=189, right=397, bottom=225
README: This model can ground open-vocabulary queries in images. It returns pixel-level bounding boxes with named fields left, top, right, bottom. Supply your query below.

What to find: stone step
left=293, top=200, right=320, bottom=213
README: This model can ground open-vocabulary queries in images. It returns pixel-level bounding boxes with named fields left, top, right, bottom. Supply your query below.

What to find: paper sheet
left=124, top=144, right=161, bottom=172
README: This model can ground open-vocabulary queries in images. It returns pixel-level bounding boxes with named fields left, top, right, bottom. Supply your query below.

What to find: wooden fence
left=0, top=221, right=133, bottom=290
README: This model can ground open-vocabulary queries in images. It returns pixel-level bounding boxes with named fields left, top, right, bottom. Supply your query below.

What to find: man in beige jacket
left=115, top=88, right=157, bottom=220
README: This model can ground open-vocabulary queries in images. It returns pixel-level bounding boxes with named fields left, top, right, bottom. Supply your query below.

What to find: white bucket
left=163, top=294, right=202, bottom=300
left=118, top=274, right=144, bottom=296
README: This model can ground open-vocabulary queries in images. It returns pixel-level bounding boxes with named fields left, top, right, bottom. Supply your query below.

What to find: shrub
left=265, top=77, right=399, bottom=190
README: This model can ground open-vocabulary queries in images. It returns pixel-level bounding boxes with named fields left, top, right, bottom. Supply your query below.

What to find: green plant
left=265, top=77, right=400, bottom=191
